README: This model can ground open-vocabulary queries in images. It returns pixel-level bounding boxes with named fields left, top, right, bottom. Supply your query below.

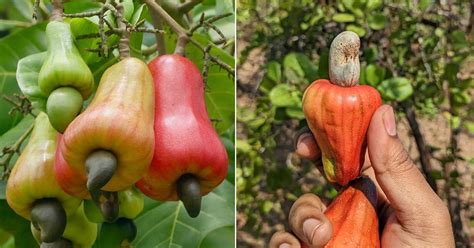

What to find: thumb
left=367, top=105, right=444, bottom=220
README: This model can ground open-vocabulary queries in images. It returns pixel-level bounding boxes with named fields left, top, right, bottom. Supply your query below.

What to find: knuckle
left=387, top=144, right=414, bottom=175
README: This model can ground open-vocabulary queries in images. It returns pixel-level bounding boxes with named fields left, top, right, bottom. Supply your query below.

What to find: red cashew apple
left=302, top=31, right=382, bottom=186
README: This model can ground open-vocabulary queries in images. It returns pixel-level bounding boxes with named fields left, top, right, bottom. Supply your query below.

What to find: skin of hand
left=269, top=105, right=455, bottom=248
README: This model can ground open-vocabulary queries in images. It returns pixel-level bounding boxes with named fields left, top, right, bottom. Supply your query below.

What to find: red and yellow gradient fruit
left=137, top=54, right=228, bottom=217
left=302, top=31, right=381, bottom=186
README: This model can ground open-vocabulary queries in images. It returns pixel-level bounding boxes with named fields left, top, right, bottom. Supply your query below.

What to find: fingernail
left=382, top=106, right=397, bottom=137
left=303, top=218, right=322, bottom=244
left=296, top=133, right=312, bottom=151
left=279, top=243, right=291, bottom=248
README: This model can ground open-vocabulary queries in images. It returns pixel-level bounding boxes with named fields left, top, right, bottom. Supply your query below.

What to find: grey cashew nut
left=329, top=31, right=360, bottom=87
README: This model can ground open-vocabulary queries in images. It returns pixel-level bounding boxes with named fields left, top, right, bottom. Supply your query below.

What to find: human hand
left=269, top=105, right=454, bottom=248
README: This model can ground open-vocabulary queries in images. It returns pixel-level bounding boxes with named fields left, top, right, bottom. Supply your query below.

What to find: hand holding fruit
left=269, top=105, right=454, bottom=248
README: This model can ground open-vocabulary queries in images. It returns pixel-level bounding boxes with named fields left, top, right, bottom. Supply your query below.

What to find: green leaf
left=269, top=84, right=301, bottom=107
left=133, top=181, right=234, bottom=247
left=266, top=61, right=282, bottom=83
left=69, top=18, right=119, bottom=64
left=365, top=64, right=385, bottom=86
left=221, top=132, right=235, bottom=184
left=0, top=228, right=14, bottom=247
left=417, top=0, right=432, bottom=11
left=191, top=0, right=235, bottom=42
left=430, top=170, right=443, bottom=180
left=359, top=65, right=367, bottom=85
left=450, top=30, right=468, bottom=50
left=131, top=4, right=146, bottom=25
left=283, top=53, right=304, bottom=82
left=285, top=107, right=305, bottom=120
left=0, top=200, right=38, bottom=247
left=367, top=0, right=382, bottom=10
left=122, top=0, right=135, bottom=21
left=318, top=49, right=329, bottom=79
left=450, top=170, right=460, bottom=178
left=368, top=14, right=386, bottom=30
left=261, top=201, right=273, bottom=213
left=309, top=8, right=325, bottom=25
left=199, top=226, right=234, bottom=248
left=346, top=24, right=366, bottom=37
left=283, top=53, right=318, bottom=83
left=295, top=54, right=318, bottom=81
left=16, top=52, right=47, bottom=111
left=378, top=77, right=414, bottom=101
left=342, top=0, right=354, bottom=9
left=332, top=13, right=355, bottom=23
left=363, top=47, right=378, bottom=63
left=449, top=116, right=461, bottom=129
left=10, top=0, right=33, bottom=22
left=236, top=139, right=252, bottom=153
left=0, top=115, right=34, bottom=171
left=463, top=121, right=474, bottom=135
left=0, top=23, right=46, bottom=135
left=128, top=5, right=145, bottom=59
left=0, top=181, right=5, bottom=200
left=63, top=0, right=101, bottom=14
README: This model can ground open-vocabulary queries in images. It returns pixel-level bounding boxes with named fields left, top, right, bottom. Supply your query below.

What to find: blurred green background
left=236, top=0, right=473, bottom=247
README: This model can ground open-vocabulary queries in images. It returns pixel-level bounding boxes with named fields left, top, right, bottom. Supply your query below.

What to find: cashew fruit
left=56, top=57, right=155, bottom=198
left=38, top=21, right=94, bottom=133
left=137, top=54, right=228, bottom=218
left=302, top=31, right=382, bottom=186
left=325, top=177, right=380, bottom=247
left=300, top=177, right=380, bottom=248
left=6, top=113, right=81, bottom=243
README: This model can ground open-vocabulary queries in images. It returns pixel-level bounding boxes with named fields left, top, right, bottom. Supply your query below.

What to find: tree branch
left=0, top=122, right=34, bottom=178
left=2, top=95, right=36, bottom=117
left=111, top=1, right=130, bottom=59
left=50, top=0, right=63, bottom=21
left=148, top=2, right=167, bottom=55
left=145, top=0, right=234, bottom=76
left=144, top=0, right=187, bottom=36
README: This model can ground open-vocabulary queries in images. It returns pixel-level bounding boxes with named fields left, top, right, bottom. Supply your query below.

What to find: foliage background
left=0, top=0, right=235, bottom=247
left=236, top=0, right=473, bottom=247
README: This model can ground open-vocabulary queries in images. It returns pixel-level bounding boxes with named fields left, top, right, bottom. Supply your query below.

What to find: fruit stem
left=177, top=174, right=202, bottom=218
left=50, top=0, right=63, bottom=22
left=31, top=198, right=67, bottom=243
left=329, top=31, right=360, bottom=87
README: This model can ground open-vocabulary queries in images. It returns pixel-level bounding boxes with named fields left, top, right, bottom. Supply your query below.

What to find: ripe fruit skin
left=137, top=54, right=228, bottom=201
left=302, top=79, right=381, bottom=186
left=324, top=177, right=380, bottom=248
left=298, top=178, right=379, bottom=248
left=38, top=21, right=94, bottom=133
left=55, top=134, right=87, bottom=198
left=6, top=113, right=81, bottom=220
left=56, top=58, right=155, bottom=198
